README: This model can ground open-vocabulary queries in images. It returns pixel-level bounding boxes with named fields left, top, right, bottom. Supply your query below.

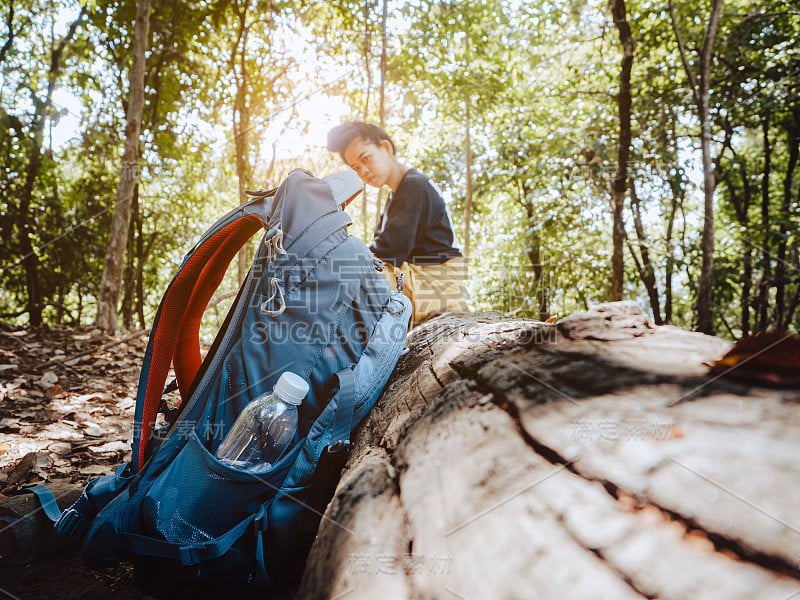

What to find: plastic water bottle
left=216, top=371, right=308, bottom=471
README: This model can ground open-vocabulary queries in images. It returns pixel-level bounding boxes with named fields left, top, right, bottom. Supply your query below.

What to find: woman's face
left=343, top=137, right=394, bottom=188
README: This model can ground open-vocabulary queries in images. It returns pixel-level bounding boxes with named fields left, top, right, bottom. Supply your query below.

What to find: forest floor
left=0, top=326, right=156, bottom=599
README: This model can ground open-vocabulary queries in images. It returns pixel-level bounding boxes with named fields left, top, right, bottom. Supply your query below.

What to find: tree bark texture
left=298, top=302, right=800, bottom=599
left=95, top=0, right=151, bottom=332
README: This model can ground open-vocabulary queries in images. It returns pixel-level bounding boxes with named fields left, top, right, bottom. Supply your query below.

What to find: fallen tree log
left=1, top=302, right=797, bottom=599
left=299, top=301, right=800, bottom=599
left=0, top=482, right=82, bottom=565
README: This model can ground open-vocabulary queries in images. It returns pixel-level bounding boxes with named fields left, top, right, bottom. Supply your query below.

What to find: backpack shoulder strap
left=131, top=197, right=271, bottom=472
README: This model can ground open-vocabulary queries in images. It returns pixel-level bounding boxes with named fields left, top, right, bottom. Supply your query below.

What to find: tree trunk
left=299, top=302, right=800, bottom=599
left=17, top=102, right=46, bottom=325
left=628, top=180, right=662, bottom=324
left=520, top=186, right=548, bottom=319
left=379, top=0, right=387, bottom=128
left=755, top=115, right=773, bottom=331
left=121, top=184, right=139, bottom=329
left=717, top=118, right=753, bottom=337
left=774, top=106, right=799, bottom=329
left=664, top=176, right=680, bottom=324
left=231, top=3, right=252, bottom=286
left=135, top=204, right=148, bottom=329
left=527, top=232, right=547, bottom=321
left=362, top=0, right=372, bottom=118
left=375, top=0, right=388, bottom=242
left=234, top=90, right=251, bottom=286
left=464, top=96, right=473, bottom=259
left=361, top=0, right=379, bottom=241
left=95, top=0, right=151, bottom=332
left=663, top=110, right=684, bottom=326
left=609, top=0, right=634, bottom=302
left=675, top=0, right=724, bottom=335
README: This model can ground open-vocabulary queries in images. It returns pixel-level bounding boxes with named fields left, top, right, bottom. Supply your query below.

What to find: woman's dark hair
left=326, top=121, right=396, bottom=157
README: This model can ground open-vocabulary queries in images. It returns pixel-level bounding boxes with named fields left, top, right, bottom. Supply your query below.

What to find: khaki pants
left=381, top=257, right=469, bottom=327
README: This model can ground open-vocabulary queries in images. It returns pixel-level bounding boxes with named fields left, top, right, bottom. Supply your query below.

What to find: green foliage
left=0, top=0, right=91, bottom=325
left=0, top=0, right=797, bottom=336
left=709, top=0, right=800, bottom=334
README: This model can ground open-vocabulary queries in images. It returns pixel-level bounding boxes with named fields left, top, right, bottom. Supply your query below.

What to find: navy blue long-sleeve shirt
left=369, top=169, right=462, bottom=266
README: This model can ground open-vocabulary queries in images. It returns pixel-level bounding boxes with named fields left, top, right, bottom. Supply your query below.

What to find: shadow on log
left=299, top=301, right=800, bottom=599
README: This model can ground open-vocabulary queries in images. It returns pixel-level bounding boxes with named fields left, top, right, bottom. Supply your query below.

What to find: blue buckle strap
left=253, top=503, right=268, bottom=532
left=253, top=504, right=271, bottom=585
left=326, top=440, right=352, bottom=454
left=326, top=368, right=356, bottom=454
left=120, top=508, right=264, bottom=567
left=54, top=505, right=87, bottom=536
left=22, top=483, right=62, bottom=523
left=283, top=210, right=351, bottom=260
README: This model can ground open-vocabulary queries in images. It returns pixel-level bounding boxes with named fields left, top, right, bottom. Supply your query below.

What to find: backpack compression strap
left=132, top=210, right=267, bottom=472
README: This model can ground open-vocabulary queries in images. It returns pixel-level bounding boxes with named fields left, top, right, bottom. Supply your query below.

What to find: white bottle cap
left=275, top=371, right=308, bottom=405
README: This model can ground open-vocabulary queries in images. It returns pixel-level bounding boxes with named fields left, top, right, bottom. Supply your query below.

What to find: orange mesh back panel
left=136, top=214, right=264, bottom=469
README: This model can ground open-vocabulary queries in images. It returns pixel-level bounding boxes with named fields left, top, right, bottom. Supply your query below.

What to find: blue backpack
left=52, top=169, right=411, bottom=595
